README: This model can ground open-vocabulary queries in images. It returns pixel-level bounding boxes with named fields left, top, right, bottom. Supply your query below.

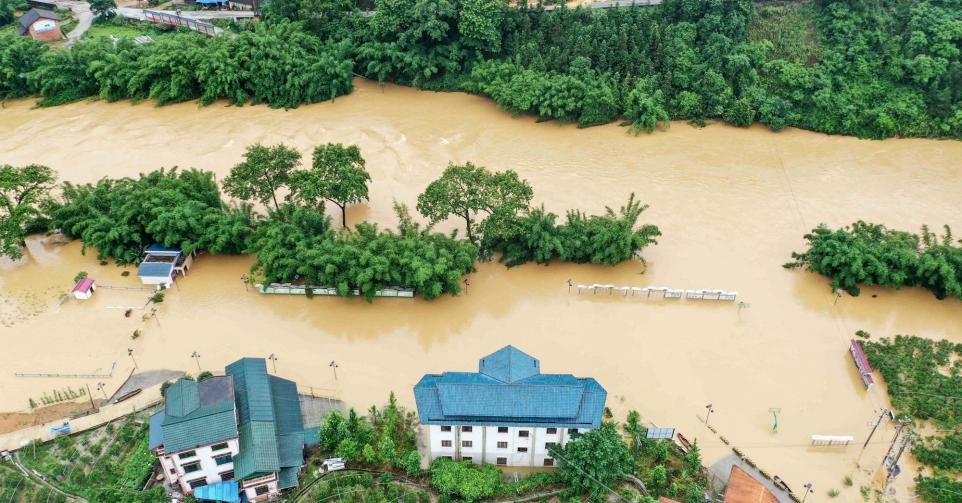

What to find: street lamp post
left=191, top=351, right=201, bottom=372
left=705, top=403, right=714, bottom=426
left=268, top=353, right=278, bottom=374
left=802, top=483, right=813, bottom=503
left=96, top=382, right=108, bottom=400
left=128, top=348, right=138, bottom=370
left=329, top=361, right=339, bottom=381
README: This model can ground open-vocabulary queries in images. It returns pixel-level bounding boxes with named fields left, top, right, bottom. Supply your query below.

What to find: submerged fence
left=15, top=361, right=117, bottom=379
left=256, top=283, right=415, bottom=298
left=574, top=283, right=738, bottom=301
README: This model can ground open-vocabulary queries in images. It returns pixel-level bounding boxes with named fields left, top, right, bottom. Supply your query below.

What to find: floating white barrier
left=573, top=283, right=738, bottom=302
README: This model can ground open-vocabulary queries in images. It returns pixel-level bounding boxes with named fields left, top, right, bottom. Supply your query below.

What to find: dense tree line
left=15, top=144, right=655, bottom=298
left=3, top=0, right=960, bottom=138
left=785, top=221, right=962, bottom=300
left=1, top=22, right=353, bottom=107
left=249, top=203, right=478, bottom=300
left=488, top=195, right=661, bottom=266
left=49, top=168, right=254, bottom=264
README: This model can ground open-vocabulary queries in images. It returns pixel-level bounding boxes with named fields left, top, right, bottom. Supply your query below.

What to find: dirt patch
left=0, top=401, right=91, bottom=435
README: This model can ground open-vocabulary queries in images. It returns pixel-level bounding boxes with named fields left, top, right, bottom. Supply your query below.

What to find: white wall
left=242, top=473, right=280, bottom=501
left=157, top=438, right=240, bottom=494
left=428, top=425, right=593, bottom=467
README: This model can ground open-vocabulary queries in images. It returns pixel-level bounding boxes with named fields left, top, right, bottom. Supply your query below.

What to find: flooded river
left=2, top=79, right=962, bottom=500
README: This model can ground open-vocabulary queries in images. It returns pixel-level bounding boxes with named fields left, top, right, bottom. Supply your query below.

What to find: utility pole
left=801, top=483, right=813, bottom=503
left=128, top=348, right=138, bottom=370
left=882, top=419, right=911, bottom=470
left=329, top=361, right=339, bottom=381
left=85, top=383, right=96, bottom=411
left=96, top=382, right=108, bottom=400
left=864, top=409, right=888, bottom=449
left=268, top=353, right=278, bottom=374
left=704, top=403, right=714, bottom=426
left=886, top=432, right=913, bottom=486
left=191, top=351, right=201, bottom=372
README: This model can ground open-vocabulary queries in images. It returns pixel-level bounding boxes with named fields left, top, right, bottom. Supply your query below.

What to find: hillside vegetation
left=1, top=0, right=960, bottom=138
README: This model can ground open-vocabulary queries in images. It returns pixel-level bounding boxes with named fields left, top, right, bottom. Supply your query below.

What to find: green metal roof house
left=149, top=358, right=310, bottom=502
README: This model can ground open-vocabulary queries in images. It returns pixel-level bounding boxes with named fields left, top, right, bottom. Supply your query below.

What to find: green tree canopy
left=550, top=421, right=632, bottom=502
left=291, top=143, right=371, bottom=229
left=0, top=164, right=57, bottom=260
left=416, top=162, right=532, bottom=243
left=223, top=143, right=301, bottom=212
left=89, top=0, right=117, bottom=19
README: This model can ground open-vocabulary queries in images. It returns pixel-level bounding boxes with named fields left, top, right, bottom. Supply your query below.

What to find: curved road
left=53, top=0, right=94, bottom=45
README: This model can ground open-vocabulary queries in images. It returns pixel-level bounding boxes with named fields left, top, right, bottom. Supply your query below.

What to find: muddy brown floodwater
left=2, top=79, right=962, bottom=500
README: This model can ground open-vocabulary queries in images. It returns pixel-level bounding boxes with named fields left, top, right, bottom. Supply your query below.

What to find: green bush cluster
left=317, top=393, right=423, bottom=476
left=785, top=222, right=962, bottom=300
left=251, top=203, right=478, bottom=301
left=50, top=168, right=254, bottom=264
left=488, top=195, right=661, bottom=267
left=1, top=22, right=353, bottom=108
left=304, top=471, right=429, bottom=503
left=863, top=335, right=962, bottom=503
left=22, top=418, right=168, bottom=503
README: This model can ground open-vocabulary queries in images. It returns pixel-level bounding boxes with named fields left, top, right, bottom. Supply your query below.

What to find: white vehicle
left=319, top=457, right=346, bottom=474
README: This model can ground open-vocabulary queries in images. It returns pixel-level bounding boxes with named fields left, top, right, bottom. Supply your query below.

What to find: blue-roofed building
left=137, top=244, right=194, bottom=288
left=149, top=358, right=311, bottom=502
left=414, top=345, right=606, bottom=467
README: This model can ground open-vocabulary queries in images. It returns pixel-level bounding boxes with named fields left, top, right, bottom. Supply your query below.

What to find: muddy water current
left=2, top=79, right=961, bottom=500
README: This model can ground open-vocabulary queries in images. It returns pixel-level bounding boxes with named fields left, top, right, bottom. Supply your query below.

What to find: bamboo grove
left=2, top=0, right=962, bottom=138
left=785, top=221, right=962, bottom=301
left=3, top=145, right=661, bottom=301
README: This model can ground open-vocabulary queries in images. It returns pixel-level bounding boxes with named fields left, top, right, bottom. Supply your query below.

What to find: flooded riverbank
left=2, top=79, right=961, bottom=500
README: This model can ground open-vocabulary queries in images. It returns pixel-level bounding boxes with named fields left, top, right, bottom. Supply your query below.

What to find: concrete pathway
left=53, top=0, right=94, bottom=45
left=0, top=383, right=163, bottom=453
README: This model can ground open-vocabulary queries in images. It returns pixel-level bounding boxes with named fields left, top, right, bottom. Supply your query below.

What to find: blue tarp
left=194, top=480, right=240, bottom=503
left=195, top=0, right=222, bottom=4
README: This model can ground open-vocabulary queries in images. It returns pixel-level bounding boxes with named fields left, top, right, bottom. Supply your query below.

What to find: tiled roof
left=233, top=421, right=279, bottom=479
left=226, top=358, right=308, bottom=482
left=145, top=244, right=182, bottom=254
left=166, top=379, right=201, bottom=417
left=148, top=412, right=165, bottom=450
left=155, top=377, right=238, bottom=454
left=414, top=345, right=606, bottom=428
left=138, top=261, right=173, bottom=278
left=278, top=467, right=300, bottom=490
left=19, top=8, right=59, bottom=29
left=479, top=345, right=541, bottom=382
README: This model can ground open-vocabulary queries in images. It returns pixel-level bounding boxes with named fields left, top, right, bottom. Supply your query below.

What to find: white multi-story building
left=149, top=358, right=315, bottom=502
left=414, top=345, right=606, bottom=467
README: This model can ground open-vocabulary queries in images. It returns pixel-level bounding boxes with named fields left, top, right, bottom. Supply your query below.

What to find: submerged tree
left=0, top=164, right=57, bottom=260
left=291, top=143, right=371, bottom=229
left=416, top=162, right=533, bottom=242
left=223, top=143, right=302, bottom=212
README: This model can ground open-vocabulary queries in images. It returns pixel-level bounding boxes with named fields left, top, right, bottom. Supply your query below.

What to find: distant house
left=17, top=8, right=64, bottom=42
left=414, top=345, right=607, bottom=467
left=149, top=358, right=314, bottom=502
left=137, top=244, right=194, bottom=288
left=72, top=278, right=96, bottom=300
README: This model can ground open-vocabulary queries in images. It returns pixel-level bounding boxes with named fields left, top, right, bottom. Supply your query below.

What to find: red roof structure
left=72, top=278, right=95, bottom=293
left=724, top=466, right=779, bottom=503
left=850, top=339, right=875, bottom=389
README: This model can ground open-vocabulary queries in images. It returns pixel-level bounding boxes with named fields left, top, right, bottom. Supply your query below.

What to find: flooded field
left=2, top=79, right=962, bottom=500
